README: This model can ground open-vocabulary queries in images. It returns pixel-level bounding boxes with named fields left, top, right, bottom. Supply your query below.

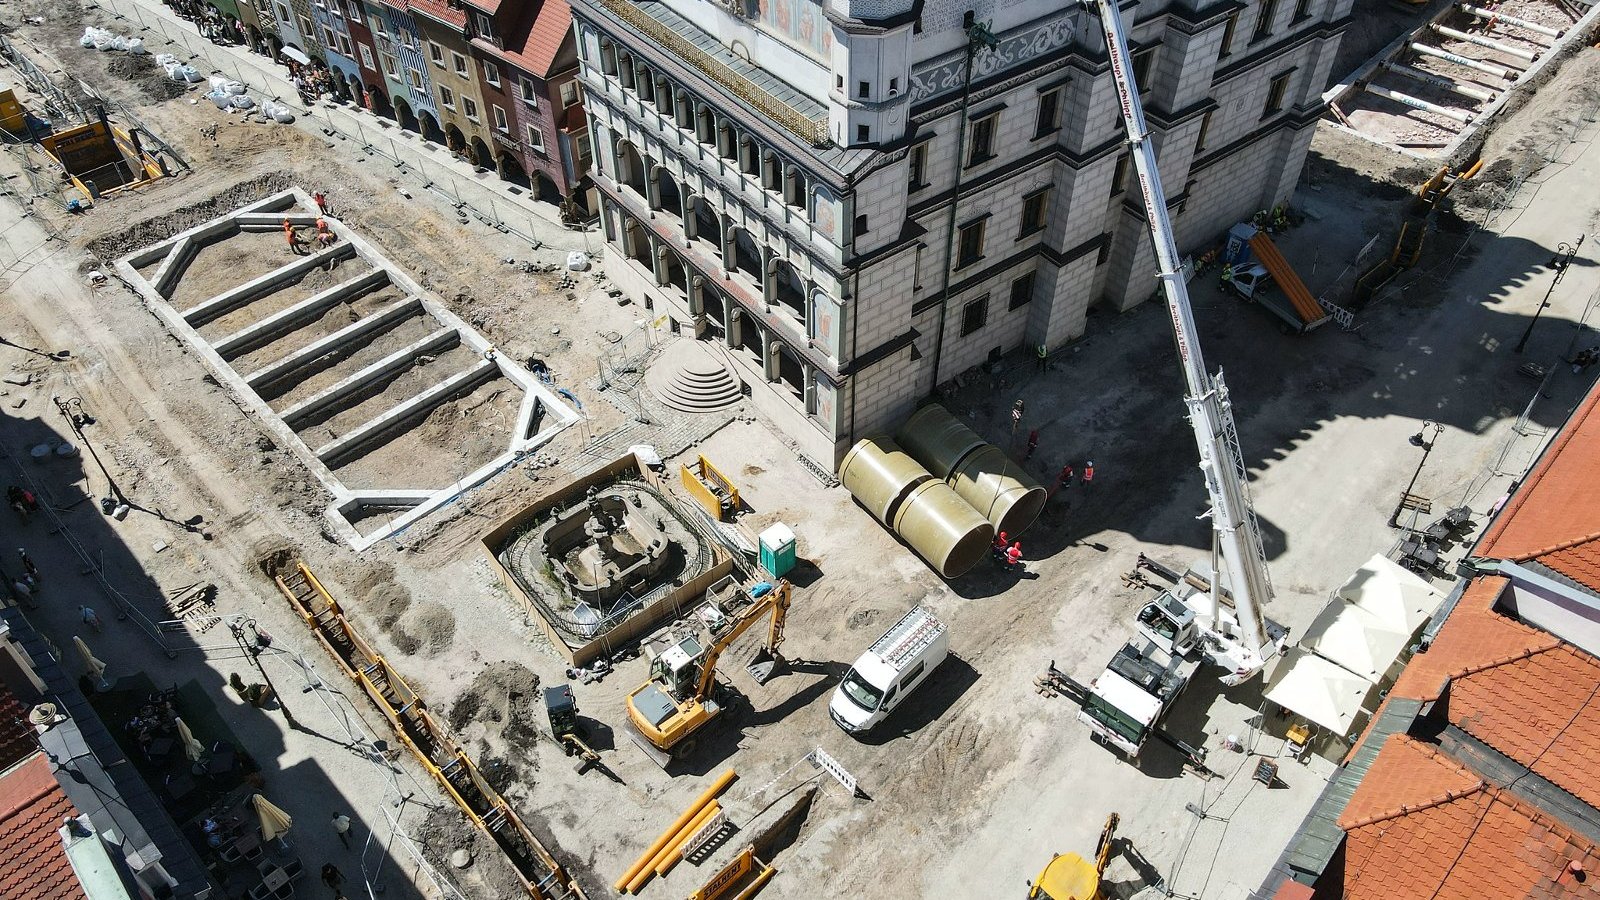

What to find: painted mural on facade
left=756, top=0, right=831, bottom=60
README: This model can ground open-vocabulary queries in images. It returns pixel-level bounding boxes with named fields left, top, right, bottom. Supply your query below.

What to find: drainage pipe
left=1366, top=83, right=1475, bottom=123
left=1409, top=42, right=1514, bottom=79
left=1380, top=62, right=1498, bottom=101
left=1431, top=24, right=1539, bottom=62
left=1458, top=4, right=1564, bottom=38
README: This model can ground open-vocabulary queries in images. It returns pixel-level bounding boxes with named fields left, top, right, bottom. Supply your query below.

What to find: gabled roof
left=1339, top=735, right=1600, bottom=899
left=1476, top=381, right=1600, bottom=592
left=1449, top=643, right=1600, bottom=811
left=408, top=0, right=468, bottom=29
left=491, top=0, right=572, bottom=77
left=1391, top=576, right=1557, bottom=703
left=0, top=753, right=86, bottom=900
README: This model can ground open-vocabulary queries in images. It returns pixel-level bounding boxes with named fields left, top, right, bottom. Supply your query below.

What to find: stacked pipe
left=615, top=769, right=737, bottom=894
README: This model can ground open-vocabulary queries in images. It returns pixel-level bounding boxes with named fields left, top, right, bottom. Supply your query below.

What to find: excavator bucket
left=746, top=647, right=785, bottom=684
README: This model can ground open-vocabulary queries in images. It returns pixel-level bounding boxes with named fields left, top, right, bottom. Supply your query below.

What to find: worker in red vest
left=992, top=531, right=1009, bottom=559
left=1082, top=460, right=1095, bottom=488
left=1005, top=542, right=1023, bottom=567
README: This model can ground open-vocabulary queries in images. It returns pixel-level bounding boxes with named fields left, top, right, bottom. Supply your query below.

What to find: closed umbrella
left=73, top=636, right=108, bottom=689
left=175, top=717, right=205, bottom=762
left=251, top=794, right=293, bottom=845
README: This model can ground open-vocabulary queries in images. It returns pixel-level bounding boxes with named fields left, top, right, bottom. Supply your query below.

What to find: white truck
left=1078, top=593, right=1201, bottom=758
left=830, top=606, right=949, bottom=735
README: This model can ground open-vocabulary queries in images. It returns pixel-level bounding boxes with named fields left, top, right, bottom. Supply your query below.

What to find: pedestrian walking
left=1082, top=460, right=1095, bottom=488
left=79, top=606, right=101, bottom=631
left=1025, top=429, right=1040, bottom=461
left=331, top=811, right=351, bottom=848
left=313, top=189, right=330, bottom=216
left=12, top=578, right=33, bottom=608
left=17, top=548, right=38, bottom=580
left=320, top=862, right=346, bottom=899
left=1035, top=343, right=1048, bottom=373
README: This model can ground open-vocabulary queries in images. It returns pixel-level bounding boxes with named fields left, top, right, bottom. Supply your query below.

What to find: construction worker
left=1082, top=460, right=1095, bottom=488
left=314, top=217, right=336, bottom=249
left=1052, top=462, right=1075, bottom=496
left=283, top=217, right=304, bottom=255
left=992, top=531, right=1010, bottom=559
left=313, top=189, right=330, bottom=216
left=1005, top=542, right=1023, bottom=567
left=1272, top=205, right=1288, bottom=233
left=1035, top=343, right=1048, bottom=373
left=1219, top=262, right=1234, bottom=291
left=1025, top=429, right=1040, bottom=460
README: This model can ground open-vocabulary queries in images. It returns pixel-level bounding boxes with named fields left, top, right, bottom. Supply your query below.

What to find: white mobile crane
left=1064, top=0, right=1289, bottom=759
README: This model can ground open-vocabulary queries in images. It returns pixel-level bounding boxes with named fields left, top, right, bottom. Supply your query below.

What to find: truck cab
left=830, top=606, right=949, bottom=734
left=1078, top=636, right=1197, bottom=757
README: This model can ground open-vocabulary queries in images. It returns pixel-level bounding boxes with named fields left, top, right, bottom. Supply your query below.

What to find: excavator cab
left=651, top=637, right=706, bottom=700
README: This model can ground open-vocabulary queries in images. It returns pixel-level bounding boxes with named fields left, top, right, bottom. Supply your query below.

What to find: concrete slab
left=316, top=360, right=499, bottom=468
left=180, top=243, right=356, bottom=327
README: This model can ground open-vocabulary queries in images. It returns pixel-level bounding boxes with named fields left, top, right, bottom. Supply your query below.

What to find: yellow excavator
left=624, top=580, right=792, bottom=766
left=1027, top=813, right=1119, bottom=900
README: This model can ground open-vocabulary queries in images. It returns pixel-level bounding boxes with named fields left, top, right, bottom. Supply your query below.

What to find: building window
left=493, top=105, right=509, bottom=132
left=1020, top=188, right=1050, bottom=236
left=960, top=295, right=989, bottom=336
left=277, top=2, right=291, bottom=23
left=908, top=143, right=927, bottom=191
left=967, top=113, right=996, bottom=166
left=1195, top=110, right=1213, bottom=151
left=1111, top=154, right=1130, bottom=195
left=406, top=67, right=423, bottom=90
left=345, top=0, right=361, bottom=22
left=1035, top=88, right=1061, bottom=138
left=452, top=52, right=468, bottom=77
left=1293, top=0, right=1314, bottom=19
left=300, top=15, right=314, bottom=38
left=561, top=80, right=580, bottom=106
left=439, top=85, right=455, bottom=108
left=337, top=34, right=354, bottom=58
left=464, top=97, right=479, bottom=120
left=475, top=12, right=494, bottom=37
left=577, top=133, right=593, bottom=168
left=956, top=219, right=985, bottom=268
left=1253, top=0, right=1279, bottom=41
left=482, top=61, right=500, bottom=87
left=856, top=124, right=870, bottom=143
left=858, top=80, right=870, bottom=99
left=1264, top=71, right=1290, bottom=116
left=1132, top=48, right=1156, bottom=92
left=1008, top=271, right=1036, bottom=310
left=527, top=124, right=545, bottom=153
left=430, top=42, right=444, bottom=66
left=835, top=74, right=843, bottom=90
left=854, top=214, right=868, bottom=235
left=1097, top=240, right=1111, bottom=265
left=521, top=77, right=538, bottom=107
left=358, top=43, right=374, bottom=71
left=1219, top=13, right=1238, bottom=59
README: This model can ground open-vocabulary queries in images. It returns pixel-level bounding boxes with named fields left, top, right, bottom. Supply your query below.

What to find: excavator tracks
left=274, top=560, right=586, bottom=900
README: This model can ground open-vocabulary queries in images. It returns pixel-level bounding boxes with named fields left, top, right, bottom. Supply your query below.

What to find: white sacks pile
left=259, top=100, right=295, bottom=124
left=80, top=27, right=145, bottom=54
left=154, top=53, right=204, bottom=84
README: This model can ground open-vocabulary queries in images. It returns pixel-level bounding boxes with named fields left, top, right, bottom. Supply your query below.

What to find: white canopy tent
left=1298, top=601, right=1411, bottom=684
left=1336, top=554, right=1443, bottom=634
left=1265, top=648, right=1378, bottom=736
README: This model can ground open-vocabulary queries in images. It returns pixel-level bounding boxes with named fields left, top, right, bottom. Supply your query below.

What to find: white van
left=829, top=606, right=949, bottom=735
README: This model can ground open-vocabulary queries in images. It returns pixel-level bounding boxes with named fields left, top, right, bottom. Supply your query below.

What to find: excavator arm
left=694, top=581, right=792, bottom=699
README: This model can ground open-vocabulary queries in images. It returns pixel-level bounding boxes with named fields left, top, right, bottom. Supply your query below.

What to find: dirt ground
left=2, top=1, right=1600, bottom=899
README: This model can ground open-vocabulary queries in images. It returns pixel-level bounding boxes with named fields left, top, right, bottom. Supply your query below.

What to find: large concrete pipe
left=948, top=444, right=1048, bottom=537
left=895, top=403, right=986, bottom=479
left=893, top=479, right=995, bottom=578
left=839, top=437, right=931, bottom=524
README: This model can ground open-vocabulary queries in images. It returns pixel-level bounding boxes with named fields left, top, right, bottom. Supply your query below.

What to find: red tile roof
left=1339, top=735, right=1600, bottom=900
left=0, top=753, right=85, bottom=900
left=0, top=677, right=34, bottom=772
left=408, top=0, right=468, bottom=29
left=1450, top=643, right=1600, bottom=810
left=1476, top=381, right=1600, bottom=591
left=486, top=0, right=572, bottom=77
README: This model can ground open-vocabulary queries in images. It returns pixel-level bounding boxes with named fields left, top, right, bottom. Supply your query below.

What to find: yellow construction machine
left=625, top=580, right=792, bottom=766
left=1027, top=813, right=1119, bottom=900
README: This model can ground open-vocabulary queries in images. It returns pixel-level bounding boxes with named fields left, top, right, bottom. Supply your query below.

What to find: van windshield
left=839, top=669, right=883, bottom=712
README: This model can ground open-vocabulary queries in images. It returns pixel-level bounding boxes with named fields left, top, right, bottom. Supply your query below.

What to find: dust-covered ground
left=4, top=0, right=1600, bottom=898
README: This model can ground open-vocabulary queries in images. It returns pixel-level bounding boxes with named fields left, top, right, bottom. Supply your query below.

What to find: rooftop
left=1338, top=735, right=1600, bottom=899
left=478, top=0, right=572, bottom=77
left=0, top=753, right=87, bottom=900
left=1476, top=380, right=1600, bottom=593
left=408, top=0, right=468, bottom=29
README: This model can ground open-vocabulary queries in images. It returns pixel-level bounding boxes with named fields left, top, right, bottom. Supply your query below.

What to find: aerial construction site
left=0, top=0, right=1598, bottom=898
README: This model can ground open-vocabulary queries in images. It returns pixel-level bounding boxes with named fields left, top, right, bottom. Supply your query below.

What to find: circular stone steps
left=644, top=340, right=742, bottom=413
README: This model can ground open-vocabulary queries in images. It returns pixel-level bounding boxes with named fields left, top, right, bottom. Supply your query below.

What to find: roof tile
left=0, top=753, right=86, bottom=900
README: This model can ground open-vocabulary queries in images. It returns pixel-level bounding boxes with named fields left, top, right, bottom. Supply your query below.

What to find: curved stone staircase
left=645, top=340, right=743, bottom=413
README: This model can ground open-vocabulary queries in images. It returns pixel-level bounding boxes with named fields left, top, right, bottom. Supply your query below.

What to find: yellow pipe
left=614, top=769, right=737, bottom=892
left=732, top=865, right=775, bottom=900
left=654, top=801, right=720, bottom=877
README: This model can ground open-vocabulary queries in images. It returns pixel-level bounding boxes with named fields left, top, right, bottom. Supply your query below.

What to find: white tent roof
left=1335, top=554, right=1444, bottom=633
left=1265, top=648, right=1376, bottom=735
left=1299, top=601, right=1411, bottom=684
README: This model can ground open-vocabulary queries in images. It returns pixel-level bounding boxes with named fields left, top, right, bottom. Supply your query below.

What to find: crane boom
left=1087, top=0, right=1278, bottom=681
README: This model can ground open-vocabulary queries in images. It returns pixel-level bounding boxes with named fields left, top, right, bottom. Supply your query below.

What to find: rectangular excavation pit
left=112, top=188, right=579, bottom=551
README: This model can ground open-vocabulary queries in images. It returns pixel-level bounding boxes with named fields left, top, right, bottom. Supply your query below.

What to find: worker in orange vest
left=1082, top=460, right=1095, bottom=488
left=314, top=217, right=336, bottom=249
left=282, top=217, right=304, bottom=255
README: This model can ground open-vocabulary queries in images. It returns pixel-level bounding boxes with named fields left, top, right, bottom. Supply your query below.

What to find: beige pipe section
left=948, top=444, right=1048, bottom=537
left=654, top=801, right=722, bottom=877
left=839, top=437, right=931, bottom=523
left=1431, top=24, right=1538, bottom=62
left=893, top=479, right=995, bottom=578
left=1458, top=4, right=1563, bottom=38
left=615, top=768, right=736, bottom=892
left=895, top=403, right=986, bottom=479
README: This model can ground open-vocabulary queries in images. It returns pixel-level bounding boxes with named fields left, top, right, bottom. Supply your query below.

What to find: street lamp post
left=1514, top=235, right=1586, bottom=354
left=1390, top=421, right=1443, bottom=528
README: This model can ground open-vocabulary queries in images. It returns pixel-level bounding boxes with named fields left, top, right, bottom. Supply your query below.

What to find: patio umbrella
left=252, top=794, right=293, bottom=844
left=73, top=636, right=107, bottom=687
left=175, top=717, right=205, bottom=762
